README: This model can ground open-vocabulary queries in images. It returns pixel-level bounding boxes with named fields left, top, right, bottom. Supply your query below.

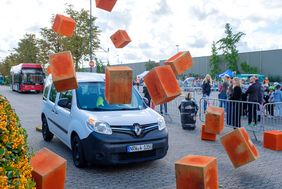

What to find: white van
left=41, top=72, right=168, bottom=167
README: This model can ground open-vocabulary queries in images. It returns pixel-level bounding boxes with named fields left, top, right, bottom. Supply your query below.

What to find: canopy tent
left=217, top=69, right=233, bottom=78
left=184, top=77, right=195, bottom=84
left=137, top=71, right=149, bottom=79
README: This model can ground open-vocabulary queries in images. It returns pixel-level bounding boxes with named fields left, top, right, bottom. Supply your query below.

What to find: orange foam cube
left=201, top=124, right=216, bottom=141
left=144, top=65, right=181, bottom=105
left=31, top=148, right=66, bottom=189
left=175, top=155, right=218, bottom=189
left=165, top=51, right=193, bottom=75
left=110, top=30, right=131, bottom=48
left=105, top=66, right=132, bottom=104
left=52, top=14, right=76, bottom=37
left=220, top=128, right=259, bottom=168
left=264, top=130, right=282, bottom=150
left=96, top=0, right=117, bottom=12
left=49, top=51, right=78, bottom=92
left=205, top=106, right=224, bottom=134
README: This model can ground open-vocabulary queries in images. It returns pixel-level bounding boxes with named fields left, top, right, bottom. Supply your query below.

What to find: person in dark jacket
left=245, top=76, right=260, bottom=125
left=202, top=74, right=212, bottom=111
left=227, top=77, right=242, bottom=128
left=143, top=84, right=151, bottom=107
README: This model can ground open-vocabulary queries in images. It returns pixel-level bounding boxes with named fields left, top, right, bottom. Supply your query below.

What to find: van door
left=54, top=90, right=73, bottom=144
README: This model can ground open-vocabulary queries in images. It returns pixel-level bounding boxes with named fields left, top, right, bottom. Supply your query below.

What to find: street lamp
left=176, top=45, right=179, bottom=52
left=89, top=0, right=93, bottom=72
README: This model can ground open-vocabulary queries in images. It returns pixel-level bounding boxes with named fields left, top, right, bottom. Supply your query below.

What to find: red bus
left=10, top=63, right=45, bottom=93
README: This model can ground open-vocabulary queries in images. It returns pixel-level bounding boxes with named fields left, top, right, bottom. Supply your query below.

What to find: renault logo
left=133, top=123, right=142, bottom=136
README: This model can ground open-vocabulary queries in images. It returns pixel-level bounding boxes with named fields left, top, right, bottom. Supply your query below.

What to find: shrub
left=0, top=95, right=35, bottom=188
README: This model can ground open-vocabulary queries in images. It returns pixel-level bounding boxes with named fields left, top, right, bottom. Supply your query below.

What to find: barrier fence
left=199, top=98, right=282, bottom=141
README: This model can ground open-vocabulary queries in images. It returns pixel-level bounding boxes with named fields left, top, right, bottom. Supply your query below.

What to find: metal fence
left=199, top=98, right=268, bottom=140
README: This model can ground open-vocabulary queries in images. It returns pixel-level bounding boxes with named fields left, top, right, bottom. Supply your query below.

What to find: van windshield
left=76, top=82, right=146, bottom=111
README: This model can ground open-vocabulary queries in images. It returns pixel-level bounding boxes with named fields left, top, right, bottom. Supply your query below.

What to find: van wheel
left=71, top=135, right=86, bottom=168
left=42, top=116, right=53, bottom=142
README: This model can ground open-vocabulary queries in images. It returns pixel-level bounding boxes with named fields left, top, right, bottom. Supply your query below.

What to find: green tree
left=14, top=33, right=39, bottom=63
left=95, top=58, right=105, bottom=73
left=217, top=23, right=245, bottom=72
left=144, top=59, right=157, bottom=71
left=38, top=4, right=100, bottom=70
left=240, top=61, right=258, bottom=74
left=209, top=41, right=221, bottom=78
left=0, top=53, right=19, bottom=76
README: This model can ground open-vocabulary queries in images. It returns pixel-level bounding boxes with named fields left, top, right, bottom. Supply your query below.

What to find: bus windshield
left=22, top=69, right=44, bottom=84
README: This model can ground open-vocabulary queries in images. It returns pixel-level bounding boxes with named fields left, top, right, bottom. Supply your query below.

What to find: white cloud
left=1, top=0, right=282, bottom=65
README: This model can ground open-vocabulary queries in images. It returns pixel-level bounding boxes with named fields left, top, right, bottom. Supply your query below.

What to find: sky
left=1, top=0, right=282, bottom=66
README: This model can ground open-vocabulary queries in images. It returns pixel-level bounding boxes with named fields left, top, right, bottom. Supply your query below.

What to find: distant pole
left=176, top=45, right=179, bottom=52
left=89, top=0, right=93, bottom=72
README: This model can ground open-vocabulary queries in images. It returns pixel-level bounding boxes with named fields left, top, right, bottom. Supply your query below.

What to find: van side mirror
left=58, top=98, right=71, bottom=109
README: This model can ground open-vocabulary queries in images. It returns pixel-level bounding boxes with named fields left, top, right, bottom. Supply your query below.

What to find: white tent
left=137, top=71, right=149, bottom=79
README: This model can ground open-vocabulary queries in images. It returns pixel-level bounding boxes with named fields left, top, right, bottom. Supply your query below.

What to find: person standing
left=202, top=74, right=212, bottom=111
left=272, top=85, right=282, bottom=116
left=136, top=77, right=140, bottom=91
left=143, top=84, right=151, bottom=107
left=160, top=103, right=168, bottom=115
left=218, top=75, right=229, bottom=109
left=228, top=77, right=242, bottom=128
left=245, top=76, right=260, bottom=125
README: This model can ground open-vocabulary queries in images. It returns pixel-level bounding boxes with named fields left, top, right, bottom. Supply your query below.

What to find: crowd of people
left=201, top=74, right=282, bottom=129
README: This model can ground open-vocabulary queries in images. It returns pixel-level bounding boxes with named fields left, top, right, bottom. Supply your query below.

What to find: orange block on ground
left=49, top=51, right=78, bottom=92
left=205, top=106, right=224, bottom=134
left=31, top=148, right=66, bottom=189
left=110, top=30, right=131, bottom=48
left=52, top=14, right=76, bottom=37
left=105, top=66, right=132, bottom=104
left=201, top=124, right=216, bottom=141
left=220, top=128, right=259, bottom=168
left=264, top=130, right=282, bottom=150
left=175, top=155, right=218, bottom=189
left=165, top=51, right=193, bottom=75
left=96, top=0, right=117, bottom=12
left=144, top=65, right=181, bottom=105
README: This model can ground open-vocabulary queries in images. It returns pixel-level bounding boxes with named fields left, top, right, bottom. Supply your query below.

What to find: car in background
left=41, top=72, right=168, bottom=167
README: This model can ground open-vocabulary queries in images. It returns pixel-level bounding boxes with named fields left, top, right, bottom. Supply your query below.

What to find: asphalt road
left=1, top=85, right=282, bottom=189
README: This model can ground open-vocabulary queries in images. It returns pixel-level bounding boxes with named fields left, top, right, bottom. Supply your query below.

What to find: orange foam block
left=264, top=130, right=282, bottom=150
left=205, top=106, right=224, bottom=134
left=52, top=14, right=76, bottom=37
left=105, top=66, right=132, bottom=104
left=175, top=155, right=218, bottom=189
left=49, top=51, right=78, bottom=92
left=110, top=30, right=131, bottom=48
left=31, top=148, right=66, bottom=189
left=220, top=128, right=259, bottom=168
left=201, top=124, right=216, bottom=141
left=165, top=51, right=193, bottom=75
left=144, top=65, right=181, bottom=105
left=96, top=0, right=117, bottom=12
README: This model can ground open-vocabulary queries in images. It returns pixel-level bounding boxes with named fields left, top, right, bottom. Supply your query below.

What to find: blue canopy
left=217, top=69, right=233, bottom=78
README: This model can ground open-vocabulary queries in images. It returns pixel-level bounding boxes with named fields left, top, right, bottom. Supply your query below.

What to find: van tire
left=71, top=134, right=86, bottom=168
left=42, top=116, right=54, bottom=142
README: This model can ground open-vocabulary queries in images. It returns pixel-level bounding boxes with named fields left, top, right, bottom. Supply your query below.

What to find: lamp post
left=176, top=44, right=179, bottom=52
left=89, top=0, right=93, bottom=72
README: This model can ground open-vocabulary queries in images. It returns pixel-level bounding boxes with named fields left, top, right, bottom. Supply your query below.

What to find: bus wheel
left=42, top=116, right=53, bottom=142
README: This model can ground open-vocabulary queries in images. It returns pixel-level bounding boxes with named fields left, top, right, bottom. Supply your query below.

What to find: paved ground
left=1, top=85, right=282, bottom=189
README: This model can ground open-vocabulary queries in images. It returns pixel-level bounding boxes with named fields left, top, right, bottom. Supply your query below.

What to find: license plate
left=127, top=144, right=153, bottom=152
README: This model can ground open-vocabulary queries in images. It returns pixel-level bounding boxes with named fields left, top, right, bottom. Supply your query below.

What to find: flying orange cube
left=110, top=30, right=131, bottom=48
left=175, top=155, right=218, bottom=189
left=264, top=130, right=282, bottom=150
left=105, top=66, right=132, bottom=104
left=31, top=148, right=66, bottom=189
left=205, top=106, right=224, bottom=134
left=165, top=51, right=193, bottom=76
left=220, top=128, right=259, bottom=168
left=49, top=51, right=78, bottom=92
left=96, top=0, right=117, bottom=12
left=52, top=14, right=76, bottom=37
left=201, top=124, right=217, bottom=141
left=144, top=65, right=181, bottom=105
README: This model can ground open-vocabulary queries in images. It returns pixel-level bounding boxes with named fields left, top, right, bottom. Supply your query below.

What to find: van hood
left=83, top=108, right=161, bottom=126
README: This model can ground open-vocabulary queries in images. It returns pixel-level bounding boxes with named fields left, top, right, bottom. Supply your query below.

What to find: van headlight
left=157, top=117, right=166, bottom=131
left=87, top=117, right=112, bottom=135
